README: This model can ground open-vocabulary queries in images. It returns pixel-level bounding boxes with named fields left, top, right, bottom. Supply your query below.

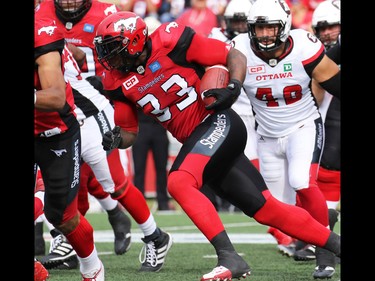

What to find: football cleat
left=34, top=260, right=49, bottom=281
left=277, top=243, right=296, bottom=257
left=139, top=230, right=173, bottom=272
left=313, top=265, right=335, bottom=279
left=201, top=266, right=233, bottom=281
left=294, top=244, right=316, bottom=261
left=200, top=265, right=251, bottom=281
left=201, top=250, right=251, bottom=281
left=39, top=229, right=77, bottom=269
left=55, top=254, right=79, bottom=270
left=107, top=205, right=132, bottom=255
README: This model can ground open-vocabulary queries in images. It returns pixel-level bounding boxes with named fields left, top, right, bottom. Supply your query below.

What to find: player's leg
left=36, top=130, right=104, bottom=279
left=287, top=120, right=336, bottom=278
left=150, top=125, right=172, bottom=211
left=257, top=135, right=296, bottom=256
left=167, top=109, right=252, bottom=280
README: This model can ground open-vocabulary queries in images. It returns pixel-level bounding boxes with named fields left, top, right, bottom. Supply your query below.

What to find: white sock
left=138, top=213, right=157, bottom=236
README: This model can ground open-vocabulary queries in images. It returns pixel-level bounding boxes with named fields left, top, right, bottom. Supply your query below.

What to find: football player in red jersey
left=34, top=15, right=104, bottom=280
left=93, top=11, right=341, bottom=281
left=36, top=1, right=173, bottom=273
left=37, top=0, right=119, bottom=79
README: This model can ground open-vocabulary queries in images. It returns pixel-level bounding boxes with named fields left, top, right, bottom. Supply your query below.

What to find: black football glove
left=102, top=126, right=122, bottom=151
left=203, top=79, right=242, bottom=111
left=86, top=75, right=105, bottom=96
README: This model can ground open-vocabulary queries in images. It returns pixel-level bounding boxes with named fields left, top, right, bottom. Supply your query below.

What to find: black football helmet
left=54, top=0, right=92, bottom=25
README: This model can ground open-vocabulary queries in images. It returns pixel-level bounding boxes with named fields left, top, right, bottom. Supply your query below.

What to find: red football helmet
left=94, top=11, right=148, bottom=74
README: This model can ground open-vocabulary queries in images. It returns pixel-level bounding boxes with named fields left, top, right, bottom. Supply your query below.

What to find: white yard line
left=43, top=230, right=276, bottom=244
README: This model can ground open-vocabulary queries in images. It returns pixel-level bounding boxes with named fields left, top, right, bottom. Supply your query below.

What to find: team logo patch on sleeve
left=149, top=61, right=161, bottom=73
left=83, top=23, right=95, bottom=33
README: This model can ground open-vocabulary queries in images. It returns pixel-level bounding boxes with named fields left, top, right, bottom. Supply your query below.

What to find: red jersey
left=37, top=0, right=119, bottom=78
left=102, top=23, right=231, bottom=143
left=34, top=16, right=77, bottom=137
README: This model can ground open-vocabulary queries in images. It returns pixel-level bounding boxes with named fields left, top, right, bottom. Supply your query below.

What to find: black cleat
left=39, top=229, right=77, bottom=269
left=313, top=265, right=335, bottom=279
left=139, top=229, right=173, bottom=272
left=55, top=255, right=79, bottom=270
left=313, top=246, right=336, bottom=279
left=107, top=204, right=132, bottom=255
left=294, top=244, right=316, bottom=261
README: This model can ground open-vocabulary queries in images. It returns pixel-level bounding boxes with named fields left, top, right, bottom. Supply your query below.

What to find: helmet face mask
left=54, top=0, right=92, bottom=24
left=247, top=0, right=291, bottom=52
left=312, top=0, right=340, bottom=49
left=248, top=21, right=284, bottom=52
left=314, top=24, right=340, bottom=49
left=225, top=13, right=249, bottom=39
left=94, top=35, right=141, bottom=73
left=94, top=12, right=148, bottom=74
left=223, top=0, right=252, bottom=39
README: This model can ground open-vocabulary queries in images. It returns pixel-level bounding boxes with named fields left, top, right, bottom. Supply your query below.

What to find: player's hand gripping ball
left=200, top=65, right=230, bottom=107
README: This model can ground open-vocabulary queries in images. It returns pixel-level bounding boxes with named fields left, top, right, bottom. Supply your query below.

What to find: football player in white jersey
left=232, top=0, right=340, bottom=278
left=294, top=0, right=341, bottom=262
left=216, top=0, right=297, bottom=251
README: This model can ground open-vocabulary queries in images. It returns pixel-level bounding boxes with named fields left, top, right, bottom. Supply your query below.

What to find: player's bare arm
left=312, top=55, right=340, bottom=83
left=35, top=51, right=66, bottom=112
left=312, top=54, right=340, bottom=99
left=226, top=48, right=247, bottom=83
left=66, top=42, right=86, bottom=69
left=118, top=129, right=138, bottom=149
left=311, top=79, right=325, bottom=105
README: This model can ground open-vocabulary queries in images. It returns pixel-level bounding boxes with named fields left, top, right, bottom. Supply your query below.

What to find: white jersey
left=62, top=46, right=110, bottom=122
left=233, top=29, right=323, bottom=138
left=62, top=44, right=131, bottom=193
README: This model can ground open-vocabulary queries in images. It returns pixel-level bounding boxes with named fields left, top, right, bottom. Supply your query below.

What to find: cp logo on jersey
left=248, top=65, right=265, bottom=74
left=124, top=75, right=139, bottom=90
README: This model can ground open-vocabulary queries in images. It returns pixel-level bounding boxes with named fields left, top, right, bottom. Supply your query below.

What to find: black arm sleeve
left=326, top=44, right=340, bottom=65
left=319, top=71, right=340, bottom=99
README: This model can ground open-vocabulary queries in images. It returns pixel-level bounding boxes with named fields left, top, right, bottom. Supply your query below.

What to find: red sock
left=65, top=213, right=94, bottom=258
left=254, top=191, right=331, bottom=247
left=297, top=186, right=329, bottom=226
left=318, top=167, right=341, bottom=202
left=267, top=226, right=293, bottom=245
left=34, top=197, right=44, bottom=221
left=168, top=170, right=225, bottom=241
left=115, top=181, right=151, bottom=224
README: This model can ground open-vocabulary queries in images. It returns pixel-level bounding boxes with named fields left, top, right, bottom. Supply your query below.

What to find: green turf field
left=38, top=200, right=341, bottom=281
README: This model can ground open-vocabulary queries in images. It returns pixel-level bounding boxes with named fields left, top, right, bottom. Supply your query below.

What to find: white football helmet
left=247, top=0, right=292, bottom=52
left=223, top=0, right=252, bottom=39
left=312, top=0, right=341, bottom=48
